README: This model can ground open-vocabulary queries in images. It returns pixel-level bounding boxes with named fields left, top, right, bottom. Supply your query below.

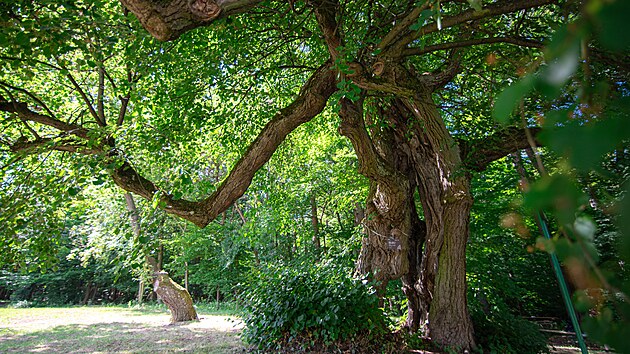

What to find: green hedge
left=239, top=258, right=387, bottom=351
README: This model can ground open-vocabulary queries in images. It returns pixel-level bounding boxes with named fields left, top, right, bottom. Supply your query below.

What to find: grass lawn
left=0, top=304, right=245, bottom=353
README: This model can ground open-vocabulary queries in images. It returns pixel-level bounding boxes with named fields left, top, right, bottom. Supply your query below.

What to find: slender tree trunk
left=311, top=192, right=321, bottom=251
left=184, top=261, right=189, bottom=291
left=234, top=201, right=261, bottom=266
left=137, top=280, right=145, bottom=303
left=82, top=283, right=93, bottom=305
left=157, top=243, right=164, bottom=271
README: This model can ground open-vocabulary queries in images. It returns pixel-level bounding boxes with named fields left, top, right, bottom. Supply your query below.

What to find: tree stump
left=153, top=271, right=198, bottom=323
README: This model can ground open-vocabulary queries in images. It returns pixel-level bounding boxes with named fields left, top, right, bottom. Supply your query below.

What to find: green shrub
left=238, top=258, right=388, bottom=351
left=11, top=300, right=32, bottom=308
left=471, top=303, right=549, bottom=354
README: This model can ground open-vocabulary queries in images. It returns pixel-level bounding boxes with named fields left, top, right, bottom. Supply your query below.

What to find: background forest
left=0, top=0, right=629, bottom=353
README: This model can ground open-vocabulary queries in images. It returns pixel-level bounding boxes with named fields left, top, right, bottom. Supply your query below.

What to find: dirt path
left=0, top=307, right=246, bottom=353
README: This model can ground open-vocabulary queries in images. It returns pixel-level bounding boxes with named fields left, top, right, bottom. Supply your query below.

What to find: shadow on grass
left=118, top=303, right=240, bottom=317
left=0, top=321, right=245, bottom=354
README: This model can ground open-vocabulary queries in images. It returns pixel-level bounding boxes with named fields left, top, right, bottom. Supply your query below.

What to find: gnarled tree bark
left=154, top=271, right=199, bottom=323
left=120, top=0, right=262, bottom=41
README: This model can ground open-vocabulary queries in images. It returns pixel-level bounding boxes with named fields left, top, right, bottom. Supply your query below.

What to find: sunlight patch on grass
left=0, top=306, right=245, bottom=353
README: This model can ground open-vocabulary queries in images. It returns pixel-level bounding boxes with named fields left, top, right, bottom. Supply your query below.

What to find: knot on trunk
left=144, top=11, right=172, bottom=42
left=189, top=0, right=222, bottom=21
left=372, top=61, right=384, bottom=76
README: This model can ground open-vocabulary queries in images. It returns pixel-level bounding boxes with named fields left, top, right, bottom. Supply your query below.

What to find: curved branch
left=393, top=0, right=557, bottom=53
left=0, top=80, right=56, bottom=118
left=120, top=0, right=263, bottom=41
left=110, top=159, right=209, bottom=225
left=111, top=63, right=337, bottom=227
left=196, top=62, right=336, bottom=224
left=10, top=137, right=101, bottom=155
left=419, top=50, right=462, bottom=91
left=311, top=0, right=342, bottom=60
left=0, top=101, right=90, bottom=139
left=404, top=36, right=545, bottom=57
left=337, top=98, right=400, bottom=183
left=3, top=62, right=336, bottom=228
left=459, top=126, right=541, bottom=172
left=377, top=1, right=434, bottom=52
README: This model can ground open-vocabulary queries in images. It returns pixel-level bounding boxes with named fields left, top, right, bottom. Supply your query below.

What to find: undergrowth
left=238, top=257, right=390, bottom=352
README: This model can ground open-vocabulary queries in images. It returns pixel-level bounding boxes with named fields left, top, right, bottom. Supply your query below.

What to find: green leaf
left=181, top=174, right=192, bottom=185
left=410, top=10, right=434, bottom=31
left=540, top=44, right=579, bottom=89
left=15, top=32, right=30, bottom=46
left=523, top=174, right=588, bottom=225
left=540, top=99, right=630, bottom=172
left=467, top=0, right=483, bottom=11
left=573, top=217, right=596, bottom=241
left=595, top=0, right=630, bottom=51
left=67, top=187, right=81, bottom=196
left=492, top=76, right=534, bottom=124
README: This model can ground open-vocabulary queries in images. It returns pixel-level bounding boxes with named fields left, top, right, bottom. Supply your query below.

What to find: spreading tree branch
left=459, top=126, right=541, bottom=172
left=120, top=0, right=263, bottom=41
left=0, top=81, right=56, bottom=119
left=63, top=69, right=104, bottom=127
left=392, top=0, right=557, bottom=54
left=0, top=101, right=90, bottom=139
left=419, top=50, right=462, bottom=91
left=377, top=0, right=434, bottom=52
left=311, top=0, right=342, bottom=61
left=110, top=62, right=337, bottom=227
left=404, top=36, right=544, bottom=57
left=10, top=137, right=101, bottom=155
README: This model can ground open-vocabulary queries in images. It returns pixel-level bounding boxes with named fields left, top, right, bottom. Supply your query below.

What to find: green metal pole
left=535, top=212, right=588, bottom=354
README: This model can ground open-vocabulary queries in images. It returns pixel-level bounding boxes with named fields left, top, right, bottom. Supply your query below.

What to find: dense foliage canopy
left=1, top=0, right=629, bottom=352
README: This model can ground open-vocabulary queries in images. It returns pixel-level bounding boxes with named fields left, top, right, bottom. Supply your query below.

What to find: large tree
left=1, top=0, right=625, bottom=350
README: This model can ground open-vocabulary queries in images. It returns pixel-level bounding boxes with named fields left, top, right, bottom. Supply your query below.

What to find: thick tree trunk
left=339, top=98, right=428, bottom=319
left=343, top=87, right=475, bottom=349
left=427, top=193, right=475, bottom=349
left=339, top=99, right=412, bottom=289
left=154, top=271, right=198, bottom=323
left=356, top=180, right=412, bottom=286
left=398, top=96, right=475, bottom=350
